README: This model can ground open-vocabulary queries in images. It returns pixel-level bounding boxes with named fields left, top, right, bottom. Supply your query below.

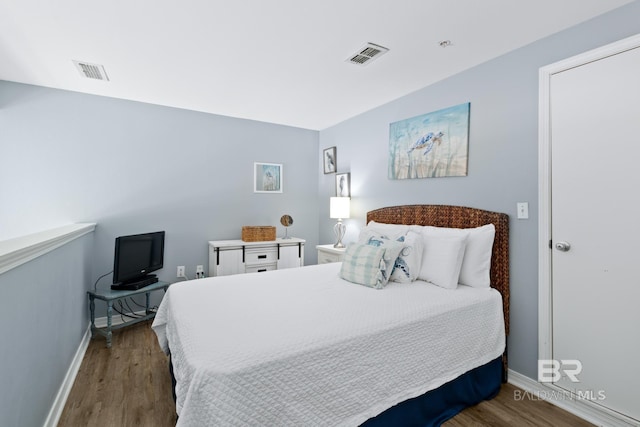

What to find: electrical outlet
left=177, top=266, right=185, bottom=277
left=195, top=265, right=204, bottom=279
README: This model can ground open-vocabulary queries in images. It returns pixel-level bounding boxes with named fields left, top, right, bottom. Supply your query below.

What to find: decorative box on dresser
left=208, top=238, right=305, bottom=277
left=316, top=244, right=346, bottom=264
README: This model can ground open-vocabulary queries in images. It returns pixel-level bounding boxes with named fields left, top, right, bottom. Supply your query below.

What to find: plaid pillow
left=358, top=230, right=405, bottom=283
left=339, top=243, right=387, bottom=289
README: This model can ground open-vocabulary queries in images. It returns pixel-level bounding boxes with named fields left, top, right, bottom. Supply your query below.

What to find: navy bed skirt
left=361, top=356, right=503, bottom=427
left=169, top=355, right=502, bottom=426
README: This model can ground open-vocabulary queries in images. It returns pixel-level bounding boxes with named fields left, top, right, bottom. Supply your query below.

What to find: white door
left=550, top=43, right=640, bottom=422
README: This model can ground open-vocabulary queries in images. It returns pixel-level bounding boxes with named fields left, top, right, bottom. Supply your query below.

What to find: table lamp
left=330, top=197, right=350, bottom=248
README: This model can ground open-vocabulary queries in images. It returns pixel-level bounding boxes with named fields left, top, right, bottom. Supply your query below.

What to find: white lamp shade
left=330, top=197, right=350, bottom=219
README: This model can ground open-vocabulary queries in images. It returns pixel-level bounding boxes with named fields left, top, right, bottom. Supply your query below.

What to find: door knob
left=555, top=241, right=571, bottom=252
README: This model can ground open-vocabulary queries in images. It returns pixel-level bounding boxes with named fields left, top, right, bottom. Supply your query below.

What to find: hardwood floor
left=59, top=322, right=594, bottom=426
left=442, top=383, right=594, bottom=427
left=58, top=321, right=175, bottom=427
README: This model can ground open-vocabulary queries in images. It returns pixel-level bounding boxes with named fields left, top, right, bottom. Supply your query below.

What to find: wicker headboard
left=367, top=204, right=509, bottom=336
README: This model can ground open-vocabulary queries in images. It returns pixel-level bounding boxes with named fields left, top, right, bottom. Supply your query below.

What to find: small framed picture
left=254, top=162, right=283, bottom=193
left=336, top=172, right=350, bottom=197
left=323, top=146, right=337, bottom=174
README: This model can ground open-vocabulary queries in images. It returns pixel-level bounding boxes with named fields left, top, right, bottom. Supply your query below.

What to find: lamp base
left=333, top=219, right=346, bottom=249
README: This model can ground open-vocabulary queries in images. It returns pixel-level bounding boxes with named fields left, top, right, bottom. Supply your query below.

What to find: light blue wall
left=0, top=233, right=93, bottom=427
left=319, top=2, right=640, bottom=379
left=1, top=82, right=320, bottom=315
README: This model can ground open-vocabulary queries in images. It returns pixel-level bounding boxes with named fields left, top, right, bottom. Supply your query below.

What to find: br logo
left=538, top=359, right=582, bottom=383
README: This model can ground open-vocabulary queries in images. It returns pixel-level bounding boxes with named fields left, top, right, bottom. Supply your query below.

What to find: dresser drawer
left=245, top=263, right=277, bottom=273
left=245, top=247, right=278, bottom=265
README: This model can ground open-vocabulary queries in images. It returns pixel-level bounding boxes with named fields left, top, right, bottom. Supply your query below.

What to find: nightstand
left=316, top=244, right=346, bottom=264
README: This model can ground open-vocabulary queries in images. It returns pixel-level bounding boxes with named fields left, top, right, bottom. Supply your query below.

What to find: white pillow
left=358, top=230, right=405, bottom=284
left=460, top=224, right=495, bottom=288
left=390, top=231, right=423, bottom=283
left=360, top=221, right=410, bottom=241
left=417, top=233, right=467, bottom=289
left=421, top=224, right=495, bottom=288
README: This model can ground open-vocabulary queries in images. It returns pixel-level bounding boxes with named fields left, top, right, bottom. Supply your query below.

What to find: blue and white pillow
left=339, top=243, right=388, bottom=289
left=389, top=231, right=423, bottom=283
left=359, top=230, right=410, bottom=283
left=359, top=221, right=409, bottom=241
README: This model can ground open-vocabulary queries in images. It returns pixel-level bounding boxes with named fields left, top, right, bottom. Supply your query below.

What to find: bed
left=152, top=204, right=509, bottom=426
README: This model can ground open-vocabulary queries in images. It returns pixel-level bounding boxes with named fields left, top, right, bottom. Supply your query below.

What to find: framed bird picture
left=388, top=103, right=469, bottom=179
left=336, top=172, right=350, bottom=197
left=323, top=146, right=337, bottom=174
left=254, top=162, right=283, bottom=193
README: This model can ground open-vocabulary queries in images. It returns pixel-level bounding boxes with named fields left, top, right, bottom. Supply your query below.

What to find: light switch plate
left=517, top=202, right=529, bottom=219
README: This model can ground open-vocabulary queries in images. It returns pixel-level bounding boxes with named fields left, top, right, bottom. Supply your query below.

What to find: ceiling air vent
left=346, top=43, right=389, bottom=66
left=73, top=60, right=109, bottom=81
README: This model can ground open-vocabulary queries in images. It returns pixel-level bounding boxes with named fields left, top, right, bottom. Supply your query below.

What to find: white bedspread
left=152, top=262, right=505, bottom=426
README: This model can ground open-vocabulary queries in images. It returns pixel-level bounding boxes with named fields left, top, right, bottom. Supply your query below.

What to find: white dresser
left=316, top=244, right=346, bottom=264
left=208, top=238, right=305, bottom=277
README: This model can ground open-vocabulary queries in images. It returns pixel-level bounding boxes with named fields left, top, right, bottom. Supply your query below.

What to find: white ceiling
left=0, top=0, right=633, bottom=130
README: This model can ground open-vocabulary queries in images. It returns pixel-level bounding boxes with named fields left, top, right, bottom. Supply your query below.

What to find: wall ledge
left=0, top=223, right=96, bottom=275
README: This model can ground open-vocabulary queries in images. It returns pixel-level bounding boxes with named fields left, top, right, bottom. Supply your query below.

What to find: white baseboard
left=44, top=324, right=91, bottom=427
left=508, top=369, right=639, bottom=427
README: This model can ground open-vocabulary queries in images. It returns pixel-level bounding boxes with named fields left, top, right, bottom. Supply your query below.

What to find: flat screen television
left=111, top=231, right=165, bottom=290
